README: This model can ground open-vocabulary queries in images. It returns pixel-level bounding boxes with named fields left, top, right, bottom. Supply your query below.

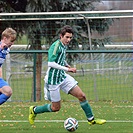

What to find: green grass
left=0, top=101, right=132, bottom=133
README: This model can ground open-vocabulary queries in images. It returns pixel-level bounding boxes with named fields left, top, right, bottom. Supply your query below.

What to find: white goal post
left=0, top=10, right=133, bottom=21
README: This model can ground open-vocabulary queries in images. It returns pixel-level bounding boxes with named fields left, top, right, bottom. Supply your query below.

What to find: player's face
left=60, top=32, right=73, bottom=45
left=3, top=36, right=15, bottom=48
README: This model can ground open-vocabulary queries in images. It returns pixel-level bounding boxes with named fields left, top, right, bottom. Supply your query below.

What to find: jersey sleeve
left=48, top=62, right=68, bottom=71
left=48, top=41, right=60, bottom=62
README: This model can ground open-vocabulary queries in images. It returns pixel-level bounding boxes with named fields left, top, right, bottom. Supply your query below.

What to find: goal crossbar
left=0, top=10, right=133, bottom=21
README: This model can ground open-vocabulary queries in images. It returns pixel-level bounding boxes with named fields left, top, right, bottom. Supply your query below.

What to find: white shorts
left=44, top=73, right=78, bottom=102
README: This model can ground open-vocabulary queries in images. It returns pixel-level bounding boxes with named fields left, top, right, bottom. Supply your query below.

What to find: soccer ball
left=64, top=117, right=78, bottom=132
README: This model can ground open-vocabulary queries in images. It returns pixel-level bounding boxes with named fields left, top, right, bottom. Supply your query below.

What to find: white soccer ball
left=64, top=117, right=78, bottom=132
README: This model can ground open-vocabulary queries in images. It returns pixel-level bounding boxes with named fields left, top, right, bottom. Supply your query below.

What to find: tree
left=0, top=0, right=114, bottom=101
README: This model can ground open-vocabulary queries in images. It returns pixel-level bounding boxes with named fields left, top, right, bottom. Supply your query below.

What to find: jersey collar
left=59, top=39, right=67, bottom=49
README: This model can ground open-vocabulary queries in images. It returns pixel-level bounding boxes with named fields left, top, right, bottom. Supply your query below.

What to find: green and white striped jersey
left=47, top=39, right=67, bottom=85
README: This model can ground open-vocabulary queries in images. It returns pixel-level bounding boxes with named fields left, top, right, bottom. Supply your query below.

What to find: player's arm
left=48, top=62, right=76, bottom=73
left=48, top=62, right=68, bottom=71
left=64, top=60, right=71, bottom=68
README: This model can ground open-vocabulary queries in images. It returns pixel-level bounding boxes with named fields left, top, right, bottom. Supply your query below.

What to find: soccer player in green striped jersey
left=29, top=25, right=106, bottom=125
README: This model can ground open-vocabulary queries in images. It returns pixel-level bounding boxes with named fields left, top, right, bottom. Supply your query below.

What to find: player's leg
left=69, top=85, right=94, bottom=121
left=70, top=86, right=106, bottom=125
left=61, top=74, right=106, bottom=125
left=33, top=101, right=61, bottom=114
left=35, top=83, right=61, bottom=112
left=61, top=74, right=94, bottom=120
left=29, top=101, right=60, bottom=125
left=29, top=84, right=61, bottom=124
left=0, top=78, right=12, bottom=105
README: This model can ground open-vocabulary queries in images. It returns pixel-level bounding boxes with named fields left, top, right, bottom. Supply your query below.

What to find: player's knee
left=51, top=105, right=61, bottom=112
left=3, top=87, right=12, bottom=97
left=7, top=88, right=12, bottom=96
left=51, top=107, right=60, bottom=112
left=8, top=91, right=12, bottom=96
left=78, top=93, right=86, bottom=102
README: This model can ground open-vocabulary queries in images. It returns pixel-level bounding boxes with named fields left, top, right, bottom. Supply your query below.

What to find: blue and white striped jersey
left=0, top=42, right=10, bottom=67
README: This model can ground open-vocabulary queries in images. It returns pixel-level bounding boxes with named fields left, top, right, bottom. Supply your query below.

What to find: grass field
left=0, top=101, right=132, bottom=133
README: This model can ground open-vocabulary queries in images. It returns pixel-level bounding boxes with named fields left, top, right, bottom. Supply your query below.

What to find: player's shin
left=34, top=104, right=52, bottom=114
left=80, top=100, right=94, bottom=121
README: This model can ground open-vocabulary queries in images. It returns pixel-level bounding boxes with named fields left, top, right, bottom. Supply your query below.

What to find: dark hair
left=60, top=25, right=74, bottom=36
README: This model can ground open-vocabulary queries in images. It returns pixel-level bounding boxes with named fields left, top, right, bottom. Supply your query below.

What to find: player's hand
left=0, top=42, right=7, bottom=49
left=68, top=68, right=76, bottom=73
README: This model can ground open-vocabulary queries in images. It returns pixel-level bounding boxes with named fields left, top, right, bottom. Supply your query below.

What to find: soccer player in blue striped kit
left=0, top=28, right=17, bottom=105
left=29, top=25, right=106, bottom=125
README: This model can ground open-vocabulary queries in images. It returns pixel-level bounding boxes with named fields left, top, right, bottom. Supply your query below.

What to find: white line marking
left=0, top=120, right=132, bottom=123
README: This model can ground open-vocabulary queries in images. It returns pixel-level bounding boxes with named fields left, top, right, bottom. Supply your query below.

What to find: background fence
left=1, top=10, right=133, bottom=102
